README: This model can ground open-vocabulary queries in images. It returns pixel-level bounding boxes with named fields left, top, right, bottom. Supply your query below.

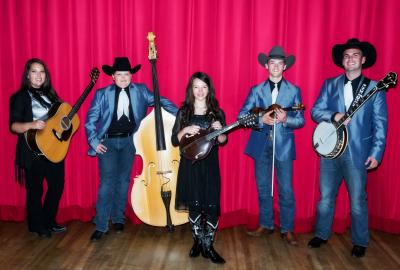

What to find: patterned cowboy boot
left=202, top=220, right=226, bottom=264
left=189, top=214, right=203, bottom=257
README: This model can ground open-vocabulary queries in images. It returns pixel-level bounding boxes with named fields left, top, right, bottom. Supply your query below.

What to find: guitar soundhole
left=61, top=117, right=71, bottom=130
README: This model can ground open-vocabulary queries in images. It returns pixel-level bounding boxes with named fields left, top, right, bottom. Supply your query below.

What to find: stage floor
left=0, top=221, right=399, bottom=270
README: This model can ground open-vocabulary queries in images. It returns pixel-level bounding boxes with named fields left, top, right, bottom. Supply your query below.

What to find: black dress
left=171, top=109, right=226, bottom=217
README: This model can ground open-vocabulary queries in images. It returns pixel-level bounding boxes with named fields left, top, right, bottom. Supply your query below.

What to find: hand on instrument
left=275, top=108, right=287, bottom=124
left=184, top=125, right=201, bottom=135
left=96, top=143, right=107, bottom=154
left=211, top=121, right=223, bottom=130
left=365, top=156, right=378, bottom=170
left=334, top=113, right=351, bottom=126
left=31, top=120, right=46, bottom=130
left=262, top=110, right=276, bottom=125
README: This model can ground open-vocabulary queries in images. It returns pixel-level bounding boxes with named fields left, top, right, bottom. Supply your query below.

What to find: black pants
left=25, top=156, right=64, bottom=232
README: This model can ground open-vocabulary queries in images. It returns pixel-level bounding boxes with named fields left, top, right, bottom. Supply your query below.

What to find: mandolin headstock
left=239, top=112, right=259, bottom=127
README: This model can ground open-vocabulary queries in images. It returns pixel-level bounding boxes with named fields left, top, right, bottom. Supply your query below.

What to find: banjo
left=312, top=72, right=397, bottom=159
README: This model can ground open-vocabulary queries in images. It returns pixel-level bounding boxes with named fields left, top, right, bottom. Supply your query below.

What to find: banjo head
left=313, top=122, right=347, bottom=158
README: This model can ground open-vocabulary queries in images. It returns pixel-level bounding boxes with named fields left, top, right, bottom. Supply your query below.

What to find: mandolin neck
left=205, top=121, right=240, bottom=141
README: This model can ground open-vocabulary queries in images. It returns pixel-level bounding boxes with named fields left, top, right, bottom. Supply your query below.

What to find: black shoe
left=30, top=229, right=51, bottom=238
left=113, top=223, right=124, bottom=233
left=351, top=245, right=366, bottom=257
left=308, top=237, right=327, bottom=248
left=90, top=230, right=107, bottom=241
left=49, top=224, right=67, bottom=233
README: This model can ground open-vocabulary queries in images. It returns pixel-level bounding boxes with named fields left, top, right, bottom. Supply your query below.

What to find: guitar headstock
left=293, top=103, right=305, bottom=111
left=376, top=72, right=398, bottom=91
left=90, top=67, right=100, bottom=83
left=147, top=32, right=157, bottom=60
left=239, top=112, right=258, bottom=127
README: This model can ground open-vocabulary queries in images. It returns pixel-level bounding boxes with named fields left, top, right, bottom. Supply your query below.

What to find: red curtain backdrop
left=1, top=0, right=399, bottom=233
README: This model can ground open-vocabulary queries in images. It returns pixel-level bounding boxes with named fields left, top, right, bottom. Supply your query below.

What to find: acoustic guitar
left=312, top=72, right=397, bottom=159
left=25, top=67, right=100, bottom=163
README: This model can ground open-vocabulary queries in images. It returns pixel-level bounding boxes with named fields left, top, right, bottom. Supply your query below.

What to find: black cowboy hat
left=102, top=57, right=141, bottom=75
left=258, top=46, right=296, bottom=69
left=332, top=38, right=376, bottom=69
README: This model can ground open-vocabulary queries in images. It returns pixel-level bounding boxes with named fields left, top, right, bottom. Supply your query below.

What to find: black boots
left=189, top=215, right=203, bottom=258
left=202, top=220, right=225, bottom=264
left=188, top=215, right=225, bottom=264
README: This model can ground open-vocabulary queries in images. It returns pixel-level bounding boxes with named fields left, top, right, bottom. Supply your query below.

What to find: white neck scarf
left=117, top=88, right=130, bottom=120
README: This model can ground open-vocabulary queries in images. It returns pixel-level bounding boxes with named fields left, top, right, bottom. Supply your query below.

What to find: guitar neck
left=205, top=121, right=240, bottom=141
left=67, top=80, right=96, bottom=119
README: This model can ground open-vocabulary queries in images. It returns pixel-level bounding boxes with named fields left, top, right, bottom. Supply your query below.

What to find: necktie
left=271, top=83, right=278, bottom=104
left=344, top=81, right=353, bottom=110
left=117, top=88, right=130, bottom=120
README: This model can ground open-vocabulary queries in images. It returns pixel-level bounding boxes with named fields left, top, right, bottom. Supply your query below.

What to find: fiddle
left=252, top=103, right=305, bottom=117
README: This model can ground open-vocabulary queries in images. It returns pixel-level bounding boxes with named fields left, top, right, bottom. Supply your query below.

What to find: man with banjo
left=238, top=46, right=305, bottom=245
left=308, top=39, right=388, bottom=257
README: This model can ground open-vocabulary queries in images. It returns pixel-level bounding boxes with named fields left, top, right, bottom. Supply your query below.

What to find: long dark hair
left=18, top=58, right=61, bottom=104
left=181, top=72, right=221, bottom=123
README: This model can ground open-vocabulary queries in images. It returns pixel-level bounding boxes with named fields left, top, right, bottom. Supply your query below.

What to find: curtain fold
left=1, top=0, right=399, bottom=233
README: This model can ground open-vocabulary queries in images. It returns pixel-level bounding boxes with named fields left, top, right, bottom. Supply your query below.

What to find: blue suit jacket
left=239, top=79, right=305, bottom=161
left=85, top=83, right=178, bottom=156
left=311, top=74, right=388, bottom=167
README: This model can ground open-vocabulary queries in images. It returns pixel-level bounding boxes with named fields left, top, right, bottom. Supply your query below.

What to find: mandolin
left=25, top=67, right=100, bottom=162
left=179, top=112, right=258, bottom=161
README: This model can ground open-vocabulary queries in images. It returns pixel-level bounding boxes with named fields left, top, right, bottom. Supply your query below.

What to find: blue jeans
left=315, top=149, right=368, bottom=247
left=94, top=136, right=135, bottom=232
left=254, top=144, right=295, bottom=232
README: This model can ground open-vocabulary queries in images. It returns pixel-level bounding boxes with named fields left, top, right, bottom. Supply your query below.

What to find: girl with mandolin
left=171, top=72, right=227, bottom=264
left=9, top=58, right=67, bottom=238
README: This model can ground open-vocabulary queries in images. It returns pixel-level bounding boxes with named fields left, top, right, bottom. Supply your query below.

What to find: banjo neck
left=336, top=72, right=397, bottom=130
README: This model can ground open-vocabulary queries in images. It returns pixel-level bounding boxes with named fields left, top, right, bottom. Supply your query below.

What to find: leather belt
left=104, top=132, right=133, bottom=139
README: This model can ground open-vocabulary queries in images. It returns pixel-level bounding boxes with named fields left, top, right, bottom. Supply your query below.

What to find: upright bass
left=131, top=32, right=188, bottom=230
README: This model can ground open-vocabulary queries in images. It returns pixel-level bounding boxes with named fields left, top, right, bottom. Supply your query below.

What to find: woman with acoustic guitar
left=9, top=58, right=66, bottom=238
left=171, top=72, right=227, bottom=264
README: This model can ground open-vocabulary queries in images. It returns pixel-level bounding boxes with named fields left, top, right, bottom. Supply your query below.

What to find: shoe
left=49, top=224, right=67, bottom=233
left=113, top=223, right=124, bottom=233
left=90, top=230, right=107, bottom=241
left=308, top=237, right=327, bottom=248
left=351, top=245, right=366, bottom=257
left=281, top=232, right=298, bottom=246
left=30, top=229, right=51, bottom=238
left=245, top=226, right=274, bottom=237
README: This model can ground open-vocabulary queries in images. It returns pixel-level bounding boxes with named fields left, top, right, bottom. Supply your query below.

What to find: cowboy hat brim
left=332, top=40, right=376, bottom=69
left=102, top=64, right=142, bottom=76
left=258, top=53, right=295, bottom=69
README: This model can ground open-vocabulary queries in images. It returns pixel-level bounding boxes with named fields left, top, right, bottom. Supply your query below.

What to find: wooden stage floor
left=0, top=221, right=399, bottom=270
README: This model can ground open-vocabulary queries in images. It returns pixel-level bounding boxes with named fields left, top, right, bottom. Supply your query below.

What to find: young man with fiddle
left=238, top=46, right=304, bottom=245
